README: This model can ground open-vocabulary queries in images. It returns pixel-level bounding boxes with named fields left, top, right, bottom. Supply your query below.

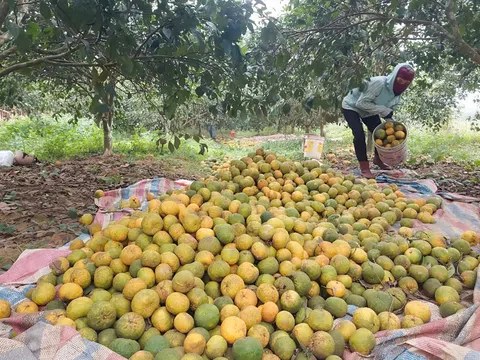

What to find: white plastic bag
left=0, top=151, right=14, bottom=167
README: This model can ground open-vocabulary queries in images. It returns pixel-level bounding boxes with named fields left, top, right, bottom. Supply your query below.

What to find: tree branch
left=444, top=0, right=480, bottom=64
left=284, top=8, right=480, bottom=65
left=0, top=33, right=9, bottom=47
left=0, top=0, right=9, bottom=30
left=134, top=24, right=167, bottom=57
left=0, top=47, right=78, bottom=77
left=34, top=45, right=69, bottom=55
left=43, top=53, right=221, bottom=73
left=45, top=60, right=112, bottom=67
left=75, top=83, right=94, bottom=99
left=285, top=12, right=450, bottom=37
left=0, top=46, right=16, bottom=61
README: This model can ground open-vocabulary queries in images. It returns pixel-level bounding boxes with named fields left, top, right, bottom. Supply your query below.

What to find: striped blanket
left=0, top=176, right=479, bottom=360
left=94, top=178, right=192, bottom=228
left=376, top=175, right=480, bottom=239
left=0, top=319, right=124, bottom=360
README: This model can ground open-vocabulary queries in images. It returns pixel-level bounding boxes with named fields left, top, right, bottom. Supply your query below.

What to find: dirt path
left=237, top=134, right=303, bottom=143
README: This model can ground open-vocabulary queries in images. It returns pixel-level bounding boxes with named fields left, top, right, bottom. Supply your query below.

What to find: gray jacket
left=342, top=63, right=410, bottom=118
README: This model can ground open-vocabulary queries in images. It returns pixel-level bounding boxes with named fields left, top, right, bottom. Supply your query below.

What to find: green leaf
left=199, top=143, right=208, bottom=155
left=7, top=22, right=21, bottom=39
left=282, top=103, right=291, bottom=114
left=68, top=208, right=78, bottom=219
left=447, top=263, right=455, bottom=278
left=174, top=136, right=181, bottom=149
left=312, top=59, right=325, bottom=76
left=98, top=70, right=109, bottom=82
left=15, top=32, right=32, bottom=53
left=162, top=27, right=172, bottom=41
left=260, top=105, right=267, bottom=117
left=195, top=86, right=205, bottom=97
left=3, top=191, right=17, bottom=201
left=261, top=21, right=277, bottom=44
left=168, top=142, right=175, bottom=153
left=231, top=44, right=242, bottom=64
left=104, top=85, right=116, bottom=96
left=209, top=105, right=218, bottom=116
left=421, top=257, right=431, bottom=268
left=118, top=57, right=134, bottom=75
left=408, top=0, right=422, bottom=9
left=319, top=99, right=329, bottom=110
left=229, top=107, right=238, bottom=117
left=192, top=29, right=205, bottom=53
left=26, top=23, right=41, bottom=42
left=164, top=102, right=177, bottom=119
left=193, top=135, right=200, bottom=143
left=0, top=223, right=15, bottom=234
left=40, top=1, right=52, bottom=20
left=294, top=89, right=304, bottom=99
left=156, top=137, right=167, bottom=147
left=96, top=103, right=110, bottom=113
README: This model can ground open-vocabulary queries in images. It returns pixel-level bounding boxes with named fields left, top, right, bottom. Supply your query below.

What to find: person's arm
left=388, top=96, right=401, bottom=114
left=355, top=79, right=393, bottom=118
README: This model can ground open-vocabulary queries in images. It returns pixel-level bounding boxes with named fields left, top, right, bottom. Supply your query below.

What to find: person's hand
left=384, top=111, right=394, bottom=119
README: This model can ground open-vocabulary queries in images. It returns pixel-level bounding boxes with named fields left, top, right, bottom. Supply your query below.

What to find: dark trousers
left=207, top=125, right=216, bottom=139
left=342, top=108, right=381, bottom=162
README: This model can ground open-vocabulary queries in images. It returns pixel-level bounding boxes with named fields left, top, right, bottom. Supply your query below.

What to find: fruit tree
left=0, top=0, right=264, bottom=154
left=247, top=0, right=480, bottom=129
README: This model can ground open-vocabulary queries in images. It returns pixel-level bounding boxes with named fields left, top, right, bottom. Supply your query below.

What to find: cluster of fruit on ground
left=0, top=148, right=478, bottom=360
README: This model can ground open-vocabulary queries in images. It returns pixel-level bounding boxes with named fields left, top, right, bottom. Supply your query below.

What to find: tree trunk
left=103, top=76, right=115, bottom=156
left=0, top=0, right=9, bottom=32
left=277, top=120, right=282, bottom=133
left=198, top=121, right=202, bottom=136
left=319, top=117, right=325, bottom=137
left=103, top=114, right=113, bottom=156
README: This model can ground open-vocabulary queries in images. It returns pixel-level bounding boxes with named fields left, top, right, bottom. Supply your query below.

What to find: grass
left=323, top=121, right=480, bottom=166
left=406, top=122, right=480, bottom=165
left=0, top=116, right=104, bottom=160
left=1, top=116, right=479, bottom=169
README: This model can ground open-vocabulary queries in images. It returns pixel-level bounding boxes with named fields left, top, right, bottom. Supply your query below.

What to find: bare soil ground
left=238, top=134, right=303, bottom=142
left=0, top=155, right=203, bottom=269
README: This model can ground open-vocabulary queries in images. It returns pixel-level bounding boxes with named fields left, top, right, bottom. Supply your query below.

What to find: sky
left=263, top=0, right=286, bottom=15
left=458, top=93, right=479, bottom=120
left=251, top=0, right=286, bottom=23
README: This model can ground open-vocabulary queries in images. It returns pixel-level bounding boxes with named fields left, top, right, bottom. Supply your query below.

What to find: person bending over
left=342, top=63, right=415, bottom=178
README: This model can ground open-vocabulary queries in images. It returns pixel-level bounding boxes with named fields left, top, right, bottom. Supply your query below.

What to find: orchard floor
left=0, top=136, right=479, bottom=271
left=0, top=155, right=204, bottom=270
